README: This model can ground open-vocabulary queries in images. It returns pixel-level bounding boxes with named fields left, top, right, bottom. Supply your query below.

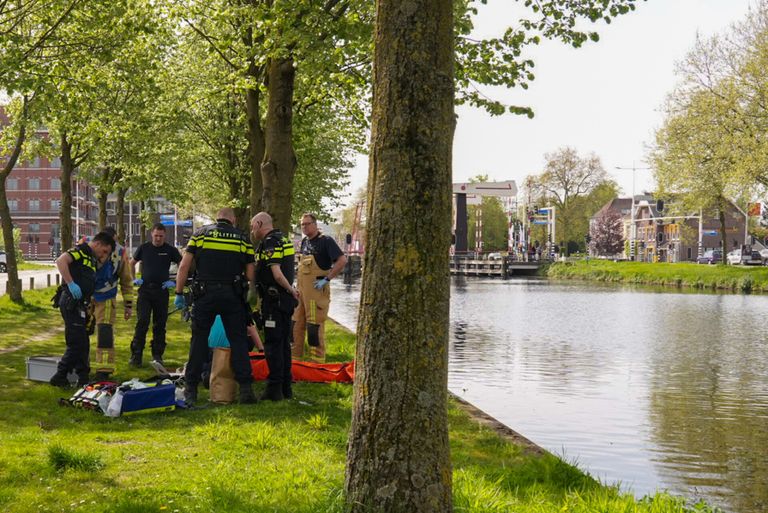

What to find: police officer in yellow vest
left=175, top=208, right=258, bottom=406
left=251, top=212, right=298, bottom=401
left=292, top=213, right=347, bottom=362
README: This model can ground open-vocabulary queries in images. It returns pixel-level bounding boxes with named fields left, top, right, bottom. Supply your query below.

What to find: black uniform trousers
left=185, top=284, right=253, bottom=388
left=261, top=296, right=293, bottom=388
left=130, top=284, right=170, bottom=359
left=56, top=302, right=90, bottom=380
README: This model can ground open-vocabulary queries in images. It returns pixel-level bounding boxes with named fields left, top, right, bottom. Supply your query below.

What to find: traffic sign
left=703, top=230, right=717, bottom=236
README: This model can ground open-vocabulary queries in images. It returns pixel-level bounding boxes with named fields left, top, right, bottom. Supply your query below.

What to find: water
left=329, top=277, right=768, bottom=513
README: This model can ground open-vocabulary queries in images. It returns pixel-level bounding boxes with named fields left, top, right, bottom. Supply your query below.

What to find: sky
left=341, top=0, right=756, bottom=207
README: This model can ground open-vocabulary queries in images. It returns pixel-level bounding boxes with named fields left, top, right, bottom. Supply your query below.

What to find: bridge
left=449, top=256, right=545, bottom=278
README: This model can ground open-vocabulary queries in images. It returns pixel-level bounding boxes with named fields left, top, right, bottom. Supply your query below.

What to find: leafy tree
left=345, top=1, right=642, bottom=512
left=590, top=207, right=624, bottom=256
left=468, top=196, right=509, bottom=251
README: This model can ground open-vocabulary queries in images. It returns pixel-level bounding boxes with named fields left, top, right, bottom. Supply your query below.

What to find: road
left=0, top=265, right=61, bottom=297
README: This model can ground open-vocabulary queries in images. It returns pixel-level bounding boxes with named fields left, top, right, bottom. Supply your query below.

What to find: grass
left=545, top=259, right=768, bottom=293
left=0, top=287, right=721, bottom=512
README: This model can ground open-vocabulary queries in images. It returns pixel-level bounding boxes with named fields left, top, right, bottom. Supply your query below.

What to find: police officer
left=49, top=231, right=115, bottom=387
left=129, top=223, right=182, bottom=367
left=175, top=208, right=257, bottom=405
left=292, top=213, right=347, bottom=362
left=251, top=212, right=298, bottom=401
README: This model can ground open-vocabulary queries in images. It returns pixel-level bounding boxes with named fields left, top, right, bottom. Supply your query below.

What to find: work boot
left=129, top=354, right=143, bottom=368
left=183, top=384, right=198, bottom=407
left=282, top=383, right=293, bottom=400
left=49, top=373, right=71, bottom=388
left=259, top=383, right=284, bottom=402
left=151, top=354, right=164, bottom=366
left=239, top=383, right=258, bottom=405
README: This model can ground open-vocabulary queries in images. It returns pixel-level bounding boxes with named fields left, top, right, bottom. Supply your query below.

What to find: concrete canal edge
left=449, top=392, right=548, bottom=456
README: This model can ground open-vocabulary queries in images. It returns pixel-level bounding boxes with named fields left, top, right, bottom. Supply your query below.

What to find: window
left=29, top=178, right=40, bottom=190
left=7, top=178, right=18, bottom=190
left=29, top=199, right=40, bottom=211
left=29, top=223, right=40, bottom=233
left=32, top=157, right=41, bottom=168
left=51, top=178, right=60, bottom=189
left=8, top=200, right=18, bottom=211
left=51, top=224, right=60, bottom=238
left=51, top=199, right=61, bottom=211
left=51, top=157, right=61, bottom=168
left=687, top=248, right=692, bottom=260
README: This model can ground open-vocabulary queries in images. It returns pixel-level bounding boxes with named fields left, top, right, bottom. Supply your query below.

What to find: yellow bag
left=209, top=348, right=236, bottom=404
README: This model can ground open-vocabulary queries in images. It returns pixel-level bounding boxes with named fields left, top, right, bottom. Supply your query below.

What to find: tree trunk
left=0, top=97, right=29, bottom=303
left=59, top=132, right=75, bottom=250
left=344, top=0, right=455, bottom=512
left=260, top=57, right=296, bottom=233
left=116, top=187, right=127, bottom=245
left=139, top=200, right=146, bottom=244
left=246, top=79, right=265, bottom=221
left=719, top=196, right=728, bottom=265
left=98, top=187, right=108, bottom=230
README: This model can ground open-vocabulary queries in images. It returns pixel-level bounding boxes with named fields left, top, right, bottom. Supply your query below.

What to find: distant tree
left=590, top=208, right=624, bottom=256
left=468, top=196, right=509, bottom=251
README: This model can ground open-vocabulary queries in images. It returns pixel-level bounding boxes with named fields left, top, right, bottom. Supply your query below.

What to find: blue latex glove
left=133, top=278, right=144, bottom=286
left=67, top=281, right=82, bottom=300
left=162, top=280, right=175, bottom=290
left=314, top=278, right=329, bottom=290
left=174, top=294, right=186, bottom=310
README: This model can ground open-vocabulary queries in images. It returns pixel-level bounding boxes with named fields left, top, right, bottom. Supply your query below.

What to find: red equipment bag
left=249, top=352, right=354, bottom=383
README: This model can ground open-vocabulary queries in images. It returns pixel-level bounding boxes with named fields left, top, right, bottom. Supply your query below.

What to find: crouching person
left=49, top=232, right=116, bottom=387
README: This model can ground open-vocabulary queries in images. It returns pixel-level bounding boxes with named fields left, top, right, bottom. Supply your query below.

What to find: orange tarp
left=249, top=352, right=355, bottom=383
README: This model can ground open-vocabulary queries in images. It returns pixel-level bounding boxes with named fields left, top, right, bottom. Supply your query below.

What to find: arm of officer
left=270, top=264, right=299, bottom=300
left=175, top=251, right=195, bottom=295
left=328, top=254, right=348, bottom=281
left=245, top=261, right=255, bottom=284
left=56, top=252, right=74, bottom=284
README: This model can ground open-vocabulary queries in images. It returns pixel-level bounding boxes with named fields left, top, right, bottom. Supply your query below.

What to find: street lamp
left=615, top=164, right=651, bottom=261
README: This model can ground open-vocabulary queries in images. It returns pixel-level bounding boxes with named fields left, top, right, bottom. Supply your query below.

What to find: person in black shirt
left=251, top=211, right=298, bottom=401
left=128, top=223, right=182, bottom=367
left=49, top=232, right=115, bottom=387
left=175, top=208, right=258, bottom=406
left=292, top=213, right=347, bottom=362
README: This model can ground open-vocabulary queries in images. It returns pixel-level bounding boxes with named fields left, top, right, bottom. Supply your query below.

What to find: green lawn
left=546, top=259, right=768, bottom=293
left=0, top=288, right=718, bottom=512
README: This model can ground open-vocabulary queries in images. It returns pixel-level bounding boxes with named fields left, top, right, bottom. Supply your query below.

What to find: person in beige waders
left=293, top=213, right=347, bottom=362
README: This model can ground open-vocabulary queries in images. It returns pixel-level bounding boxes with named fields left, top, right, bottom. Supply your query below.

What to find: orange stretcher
left=249, top=352, right=355, bottom=383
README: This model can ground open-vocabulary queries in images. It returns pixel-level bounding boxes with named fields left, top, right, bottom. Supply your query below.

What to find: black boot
left=184, top=384, right=198, bottom=407
left=259, top=383, right=284, bottom=402
left=239, top=383, right=258, bottom=404
left=151, top=354, right=164, bottom=366
left=49, top=372, right=71, bottom=388
left=282, top=383, right=293, bottom=400
left=129, top=353, right=143, bottom=368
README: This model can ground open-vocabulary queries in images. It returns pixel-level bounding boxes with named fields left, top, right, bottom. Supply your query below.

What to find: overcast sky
left=341, top=0, right=755, bottom=208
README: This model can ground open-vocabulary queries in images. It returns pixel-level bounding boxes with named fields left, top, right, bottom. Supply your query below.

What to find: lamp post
left=615, top=164, right=651, bottom=261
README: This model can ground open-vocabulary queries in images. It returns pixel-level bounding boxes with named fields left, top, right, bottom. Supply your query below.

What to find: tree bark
left=345, top=0, right=455, bottom=512
left=0, top=97, right=29, bottom=303
left=260, top=57, right=296, bottom=233
left=719, top=196, right=728, bottom=265
left=116, top=187, right=127, bottom=245
left=59, top=132, right=75, bottom=250
left=98, top=186, right=108, bottom=229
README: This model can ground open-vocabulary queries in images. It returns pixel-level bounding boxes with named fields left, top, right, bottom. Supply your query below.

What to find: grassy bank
left=0, top=288, right=718, bottom=512
left=545, top=260, right=768, bottom=293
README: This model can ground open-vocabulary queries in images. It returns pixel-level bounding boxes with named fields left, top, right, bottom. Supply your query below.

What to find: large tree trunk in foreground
left=344, top=0, right=455, bottom=512
left=260, top=57, right=296, bottom=233
left=0, top=97, right=29, bottom=303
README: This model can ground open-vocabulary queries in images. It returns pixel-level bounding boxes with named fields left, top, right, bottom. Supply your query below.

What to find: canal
left=329, top=277, right=768, bottom=513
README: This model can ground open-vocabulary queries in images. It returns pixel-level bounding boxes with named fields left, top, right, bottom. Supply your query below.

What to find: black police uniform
left=50, top=243, right=97, bottom=386
left=255, top=229, right=296, bottom=400
left=184, top=219, right=255, bottom=399
left=129, top=242, right=182, bottom=365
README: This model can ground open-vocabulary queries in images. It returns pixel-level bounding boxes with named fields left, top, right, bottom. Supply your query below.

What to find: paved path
left=0, top=266, right=61, bottom=297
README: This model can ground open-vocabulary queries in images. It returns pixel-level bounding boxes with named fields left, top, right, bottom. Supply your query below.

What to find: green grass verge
left=545, top=260, right=768, bottom=293
left=0, top=288, right=719, bottom=512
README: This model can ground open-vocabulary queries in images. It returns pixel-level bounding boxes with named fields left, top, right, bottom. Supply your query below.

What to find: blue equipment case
left=120, top=383, right=176, bottom=416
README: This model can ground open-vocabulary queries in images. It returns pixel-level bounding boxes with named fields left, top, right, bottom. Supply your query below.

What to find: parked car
left=727, top=249, right=762, bottom=265
left=696, top=249, right=722, bottom=265
left=0, top=250, right=6, bottom=273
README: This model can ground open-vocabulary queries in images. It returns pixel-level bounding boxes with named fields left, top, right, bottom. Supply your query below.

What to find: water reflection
left=329, top=278, right=768, bottom=513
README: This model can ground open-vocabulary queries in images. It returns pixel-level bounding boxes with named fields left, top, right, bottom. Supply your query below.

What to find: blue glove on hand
left=162, top=280, right=175, bottom=290
left=174, top=294, right=186, bottom=310
left=314, top=278, right=329, bottom=290
left=133, top=278, right=143, bottom=286
left=67, top=281, right=82, bottom=300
